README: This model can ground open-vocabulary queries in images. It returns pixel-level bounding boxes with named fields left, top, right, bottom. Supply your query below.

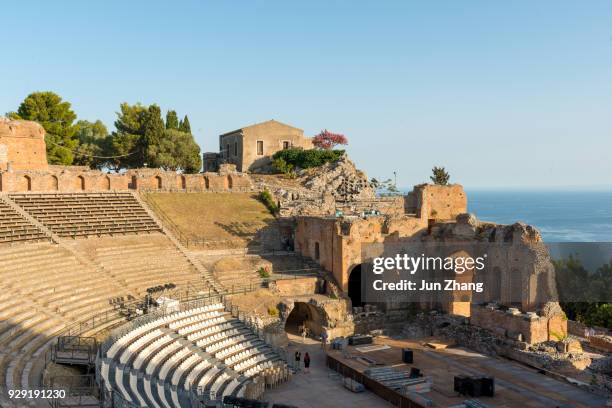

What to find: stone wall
left=0, top=118, right=48, bottom=171
left=470, top=303, right=567, bottom=344
left=407, top=183, right=467, bottom=220
left=0, top=167, right=253, bottom=193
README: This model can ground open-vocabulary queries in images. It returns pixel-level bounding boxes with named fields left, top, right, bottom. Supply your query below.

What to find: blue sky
left=2, top=1, right=612, bottom=189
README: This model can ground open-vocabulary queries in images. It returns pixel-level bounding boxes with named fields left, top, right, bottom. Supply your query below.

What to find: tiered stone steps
left=0, top=198, right=48, bottom=244
left=10, top=192, right=161, bottom=237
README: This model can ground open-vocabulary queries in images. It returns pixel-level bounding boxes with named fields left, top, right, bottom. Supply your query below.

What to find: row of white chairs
left=119, top=328, right=163, bottom=365
left=187, top=321, right=234, bottom=342
left=159, top=347, right=192, bottom=380
left=107, top=304, right=223, bottom=359
left=178, top=316, right=227, bottom=336
left=134, top=335, right=173, bottom=370
left=225, top=347, right=261, bottom=367
left=145, top=341, right=182, bottom=376
left=195, top=328, right=242, bottom=349
left=214, top=338, right=253, bottom=358
left=234, top=353, right=268, bottom=373
left=207, top=333, right=250, bottom=354
left=168, top=309, right=222, bottom=330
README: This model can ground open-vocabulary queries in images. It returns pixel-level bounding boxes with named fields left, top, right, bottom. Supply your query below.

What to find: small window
left=283, top=141, right=290, bottom=150
left=234, top=142, right=238, bottom=156
left=256, top=140, right=264, bottom=155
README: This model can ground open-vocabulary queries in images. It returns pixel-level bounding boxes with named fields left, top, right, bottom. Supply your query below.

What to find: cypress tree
left=179, top=115, right=192, bottom=133
left=165, top=110, right=179, bottom=130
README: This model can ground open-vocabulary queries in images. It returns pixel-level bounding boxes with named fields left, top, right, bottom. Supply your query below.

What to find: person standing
left=321, top=331, right=328, bottom=350
left=304, top=352, right=311, bottom=374
left=294, top=351, right=301, bottom=371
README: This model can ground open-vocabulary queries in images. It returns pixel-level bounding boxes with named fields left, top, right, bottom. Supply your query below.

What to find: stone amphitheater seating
left=0, top=198, right=47, bottom=243
left=0, top=242, right=130, bottom=407
left=0, top=233, right=216, bottom=406
left=79, top=234, right=209, bottom=294
left=9, top=192, right=161, bottom=237
left=101, top=303, right=284, bottom=407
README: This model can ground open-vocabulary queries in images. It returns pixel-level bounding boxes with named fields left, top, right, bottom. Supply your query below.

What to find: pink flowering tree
left=312, top=129, right=348, bottom=150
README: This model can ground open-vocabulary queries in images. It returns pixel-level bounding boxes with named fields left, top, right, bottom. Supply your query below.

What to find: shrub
left=267, top=306, right=279, bottom=316
left=271, top=157, right=295, bottom=177
left=258, top=266, right=271, bottom=278
left=272, top=148, right=344, bottom=170
left=258, top=190, right=278, bottom=215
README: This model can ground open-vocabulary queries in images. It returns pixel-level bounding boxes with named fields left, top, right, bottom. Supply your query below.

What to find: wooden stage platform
left=325, top=336, right=600, bottom=408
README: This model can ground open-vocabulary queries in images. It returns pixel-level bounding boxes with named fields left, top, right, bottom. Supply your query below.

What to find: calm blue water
left=467, top=190, right=612, bottom=242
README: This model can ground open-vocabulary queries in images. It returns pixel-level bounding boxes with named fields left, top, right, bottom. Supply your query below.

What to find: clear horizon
left=2, top=1, right=612, bottom=188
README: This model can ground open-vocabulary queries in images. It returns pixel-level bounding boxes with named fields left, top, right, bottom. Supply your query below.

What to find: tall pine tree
left=143, top=105, right=165, bottom=167
left=10, top=91, right=80, bottom=165
left=166, top=110, right=179, bottom=130
left=179, top=115, right=191, bottom=133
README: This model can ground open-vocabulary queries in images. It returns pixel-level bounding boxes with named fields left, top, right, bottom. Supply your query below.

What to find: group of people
left=294, top=351, right=311, bottom=373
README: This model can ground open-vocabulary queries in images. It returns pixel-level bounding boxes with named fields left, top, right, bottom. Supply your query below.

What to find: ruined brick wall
left=0, top=168, right=254, bottom=193
left=470, top=304, right=567, bottom=344
left=0, top=118, right=48, bottom=171
left=413, top=184, right=467, bottom=220
left=295, top=214, right=426, bottom=290
left=274, top=277, right=319, bottom=297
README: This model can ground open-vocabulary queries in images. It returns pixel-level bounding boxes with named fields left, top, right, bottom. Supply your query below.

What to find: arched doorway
left=284, top=302, right=323, bottom=337
left=348, top=264, right=363, bottom=308
left=22, top=175, right=32, bottom=191
left=50, top=175, right=59, bottom=190
left=76, top=175, right=85, bottom=190
left=155, top=176, right=162, bottom=189
left=447, top=250, right=475, bottom=317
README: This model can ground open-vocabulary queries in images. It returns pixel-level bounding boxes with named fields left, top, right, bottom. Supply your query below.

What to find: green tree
left=166, top=110, right=179, bottom=130
left=156, top=129, right=202, bottom=173
left=111, top=103, right=148, bottom=169
left=430, top=166, right=450, bottom=185
left=10, top=91, right=80, bottom=164
left=73, top=120, right=113, bottom=168
left=179, top=115, right=191, bottom=133
left=142, top=104, right=165, bottom=167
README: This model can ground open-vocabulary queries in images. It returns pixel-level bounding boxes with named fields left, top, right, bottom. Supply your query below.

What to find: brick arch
left=447, top=249, right=475, bottom=317
left=76, top=175, right=85, bottom=191
left=226, top=175, right=233, bottom=189
left=154, top=175, right=162, bottom=189
left=203, top=175, right=210, bottom=190
left=180, top=175, right=186, bottom=189
left=104, top=176, right=111, bottom=190
left=19, top=175, right=32, bottom=191
left=50, top=175, right=59, bottom=190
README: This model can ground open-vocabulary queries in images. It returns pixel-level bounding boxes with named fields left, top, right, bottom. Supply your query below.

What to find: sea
left=467, top=190, right=612, bottom=243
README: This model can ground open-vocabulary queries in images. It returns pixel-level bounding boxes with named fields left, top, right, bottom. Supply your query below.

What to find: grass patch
left=145, top=192, right=274, bottom=248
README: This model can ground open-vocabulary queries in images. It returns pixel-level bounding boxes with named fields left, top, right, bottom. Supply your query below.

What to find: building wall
left=219, top=132, right=243, bottom=170
left=0, top=118, right=48, bottom=171
left=238, top=121, right=313, bottom=172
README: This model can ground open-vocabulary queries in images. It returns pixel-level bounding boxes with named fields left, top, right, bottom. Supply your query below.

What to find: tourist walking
left=304, top=352, right=311, bottom=373
left=294, top=351, right=301, bottom=371
left=321, top=331, right=328, bottom=350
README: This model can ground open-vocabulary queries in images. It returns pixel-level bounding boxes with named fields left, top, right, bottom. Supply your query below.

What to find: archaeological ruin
left=0, top=117, right=608, bottom=407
